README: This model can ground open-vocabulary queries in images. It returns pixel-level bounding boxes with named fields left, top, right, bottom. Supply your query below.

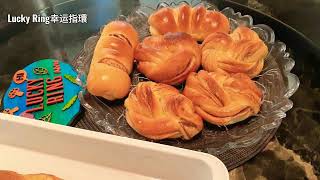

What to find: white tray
left=0, top=113, right=228, bottom=180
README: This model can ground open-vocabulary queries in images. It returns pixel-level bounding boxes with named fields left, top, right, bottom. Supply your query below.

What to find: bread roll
left=0, top=170, right=61, bottom=180
left=87, top=21, right=138, bottom=100
left=183, top=70, right=262, bottom=126
left=148, top=4, right=230, bottom=41
left=124, top=81, right=203, bottom=140
left=201, top=27, right=268, bottom=78
left=135, top=32, right=201, bottom=85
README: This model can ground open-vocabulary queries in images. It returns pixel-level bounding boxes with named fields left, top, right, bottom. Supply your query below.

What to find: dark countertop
left=228, top=0, right=320, bottom=179
left=0, top=0, right=319, bottom=179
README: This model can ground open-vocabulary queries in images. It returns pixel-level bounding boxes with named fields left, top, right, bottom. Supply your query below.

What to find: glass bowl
left=72, top=0, right=300, bottom=155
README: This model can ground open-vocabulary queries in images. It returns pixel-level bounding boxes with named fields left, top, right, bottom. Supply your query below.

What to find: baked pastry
left=87, top=21, right=139, bottom=100
left=0, top=170, right=61, bottom=180
left=124, top=81, right=203, bottom=140
left=148, top=4, right=230, bottom=41
left=183, top=70, right=262, bottom=126
left=201, top=27, right=268, bottom=78
left=134, top=32, right=201, bottom=85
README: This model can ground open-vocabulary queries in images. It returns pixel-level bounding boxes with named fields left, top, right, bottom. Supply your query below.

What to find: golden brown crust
left=148, top=4, right=230, bottom=41
left=23, top=173, right=61, bottom=180
left=0, top=171, right=61, bottom=180
left=0, top=170, right=24, bottom=180
left=87, top=21, right=138, bottom=100
left=134, top=32, right=201, bottom=85
left=102, top=21, right=139, bottom=48
left=124, top=81, right=203, bottom=140
left=201, top=26, right=268, bottom=78
left=182, top=70, right=262, bottom=126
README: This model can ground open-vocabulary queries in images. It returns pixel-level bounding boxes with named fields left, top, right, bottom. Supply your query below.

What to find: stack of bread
left=87, top=4, right=268, bottom=140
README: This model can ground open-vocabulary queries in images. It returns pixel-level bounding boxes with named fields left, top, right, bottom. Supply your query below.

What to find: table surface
left=0, top=0, right=319, bottom=179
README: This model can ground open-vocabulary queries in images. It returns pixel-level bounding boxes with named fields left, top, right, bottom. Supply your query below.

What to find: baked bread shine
left=0, top=170, right=61, bottom=180
left=201, top=27, right=268, bottom=78
left=135, top=32, right=201, bottom=85
left=148, top=4, right=230, bottom=41
left=124, top=81, right=203, bottom=140
left=87, top=21, right=138, bottom=100
left=183, top=70, right=262, bottom=126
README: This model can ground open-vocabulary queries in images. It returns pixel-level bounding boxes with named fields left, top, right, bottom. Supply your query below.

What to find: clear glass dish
left=72, top=0, right=300, bottom=155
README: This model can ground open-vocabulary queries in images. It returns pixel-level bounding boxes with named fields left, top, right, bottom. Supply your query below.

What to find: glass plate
left=73, top=0, right=300, bottom=155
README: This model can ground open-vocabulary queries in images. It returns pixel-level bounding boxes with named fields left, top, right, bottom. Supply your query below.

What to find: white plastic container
left=0, top=113, right=229, bottom=180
